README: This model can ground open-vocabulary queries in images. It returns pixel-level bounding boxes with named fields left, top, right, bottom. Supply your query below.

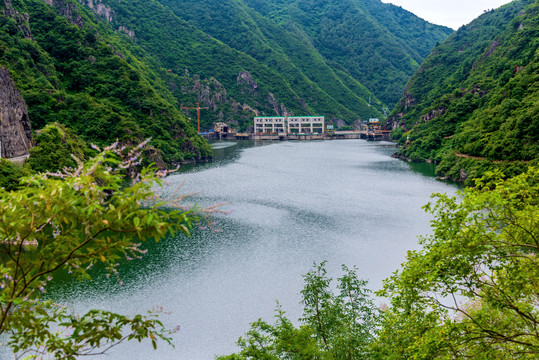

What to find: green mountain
left=241, top=0, right=452, bottom=107
left=1, top=0, right=451, bottom=166
left=388, top=0, right=539, bottom=183
left=53, top=0, right=450, bottom=131
left=80, top=0, right=332, bottom=131
left=152, top=0, right=451, bottom=127
left=1, top=0, right=212, bottom=165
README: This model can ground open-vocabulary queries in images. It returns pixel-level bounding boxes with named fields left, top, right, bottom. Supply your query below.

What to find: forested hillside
left=1, top=0, right=452, bottom=150
left=1, top=0, right=212, bottom=165
left=1, top=0, right=453, bottom=153
left=241, top=0, right=452, bottom=107
left=82, top=0, right=336, bottom=131
left=154, top=0, right=451, bottom=127
left=388, top=0, right=539, bottom=182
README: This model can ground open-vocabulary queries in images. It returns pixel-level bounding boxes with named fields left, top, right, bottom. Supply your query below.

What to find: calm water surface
left=44, top=140, right=455, bottom=359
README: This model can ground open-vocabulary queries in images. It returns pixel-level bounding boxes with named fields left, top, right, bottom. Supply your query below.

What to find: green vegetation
left=242, top=0, right=452, bottom=107
left=27, top=122, right=93, bottom=173
left=376, top=167, right=539, bottom=358
left=0, top=0, right=211, bottom=166
left=94, top=0, right=374, bottom=131
left=83, top=0, right=451, bottom=130
left=4, top=0, right=539, bottom=358
left=0, top=159, right=30, bottom=191
left=388, top=0, right=539, bottom=182
left=0, top=0, right=451, bottom=145
left=221, top=167, right=539, bottom=359
left=217, top=262, right=380, bottom=359
left=0, top=143, right=196, bottom=358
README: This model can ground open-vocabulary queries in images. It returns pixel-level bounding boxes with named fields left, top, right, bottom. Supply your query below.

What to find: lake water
left=34, top=140, right=457, bottom=359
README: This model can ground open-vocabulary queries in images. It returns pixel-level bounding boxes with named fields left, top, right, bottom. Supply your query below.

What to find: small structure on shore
left=359, top=118, right=391, bottom=141
left=214, top=122, right=232, bottom=134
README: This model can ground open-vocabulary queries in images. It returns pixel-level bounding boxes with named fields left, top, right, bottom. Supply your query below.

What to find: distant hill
left=387, top=0, right=539, bottom=183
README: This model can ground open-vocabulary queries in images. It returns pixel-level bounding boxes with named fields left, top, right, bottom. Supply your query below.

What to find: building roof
left=254, top=115, right=324, bottom=118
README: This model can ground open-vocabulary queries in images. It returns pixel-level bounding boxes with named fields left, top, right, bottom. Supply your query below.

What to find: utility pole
left=180, top=102, right=209, bottom=133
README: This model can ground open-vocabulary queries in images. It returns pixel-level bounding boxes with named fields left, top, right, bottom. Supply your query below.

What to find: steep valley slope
left=388, top=0, right=539, bottom=183
left=1, top=0, right=452, bottom=165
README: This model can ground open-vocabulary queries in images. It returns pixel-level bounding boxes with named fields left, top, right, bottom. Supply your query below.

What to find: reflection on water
left=407, top=160, right=438, bottom=178
left=178, top=140, right=273, bottom=173
left=36, top=140, right=457, bottom=360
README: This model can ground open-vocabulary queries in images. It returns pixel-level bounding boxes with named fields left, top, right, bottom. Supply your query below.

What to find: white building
left=254, top=116, right=325, bottom=134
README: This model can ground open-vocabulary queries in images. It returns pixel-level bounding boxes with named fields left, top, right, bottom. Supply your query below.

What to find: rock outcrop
left=267, top=92, right=291, bottom=117
left=79, top=0, right=114, bottom=22
left=3, top=0, right=32, bottom=39
left=422, top=106, right=446, bottom=123
left=118, top=26, right=135, bottom=40
left=237, top=71, right=258, bottom=96
left=43, top=0, right=84, bottom=28
left=0, top=67, right=32, bottom=158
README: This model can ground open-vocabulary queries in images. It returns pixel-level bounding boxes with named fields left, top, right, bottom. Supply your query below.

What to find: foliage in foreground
left=0, top=142, right=197, bottom=359
left=217, top=263, right=380, bottom=359
left=376, top=167, right=539, bottom=359
left=220, top=168, right=539, bottom=359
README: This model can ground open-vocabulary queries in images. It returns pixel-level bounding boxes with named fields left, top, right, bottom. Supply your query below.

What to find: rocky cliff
left=0, top=67, right=32, bottom=158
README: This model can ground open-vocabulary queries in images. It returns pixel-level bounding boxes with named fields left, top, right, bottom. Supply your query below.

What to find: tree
left=0, top=159, right=30, bottom=191
left=27, top=122, right=93, bottom=173
left=0, top=140, right=200, bottom=359
left=217, top=263, right=380, bottom=359
left=219, top=169, right=538, bottom=359
left=375, top=167, right=539, bottom=359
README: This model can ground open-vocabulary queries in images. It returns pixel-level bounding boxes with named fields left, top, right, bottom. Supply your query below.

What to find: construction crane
left=180, top=102, right=209, bottom=133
